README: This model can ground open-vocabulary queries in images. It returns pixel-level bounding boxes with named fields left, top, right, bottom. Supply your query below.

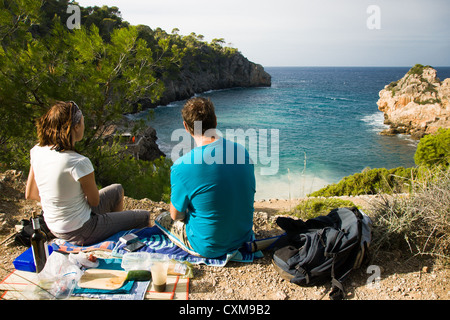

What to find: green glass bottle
left=30, top=213, right=49, bottom=273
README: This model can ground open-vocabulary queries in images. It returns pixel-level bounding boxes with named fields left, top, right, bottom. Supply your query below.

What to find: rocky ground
left=1, top=170, right=448, bottom=300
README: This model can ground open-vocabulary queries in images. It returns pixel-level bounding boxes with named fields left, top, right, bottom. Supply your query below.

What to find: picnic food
left=126, top=270, right=152, bottom=281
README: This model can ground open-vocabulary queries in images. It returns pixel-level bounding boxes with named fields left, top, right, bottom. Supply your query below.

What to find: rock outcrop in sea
left=377, top=64, right=450, bottom=139
left=101, top=121, right=165, bottom=162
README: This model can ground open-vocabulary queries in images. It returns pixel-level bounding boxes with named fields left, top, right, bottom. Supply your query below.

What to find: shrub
left=285, top=198, right=357, bottom=220
left=97, top=153, right=172, bottom=202
left=310, top=129, right=450, bottom=198
left=369, top=166, right=450, bottom=263
left=309, top=167, right=415, bottom=197
left=414, top=128, right=450, bottom=168
left=407, top=64, right=432, bottom=76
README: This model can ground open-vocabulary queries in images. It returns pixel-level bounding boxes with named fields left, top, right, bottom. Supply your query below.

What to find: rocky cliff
left=144, top=51, right=271, bottom=108
left=377, top=64, right=450, bottom=139
left=131, top=50, right=271, bottom=160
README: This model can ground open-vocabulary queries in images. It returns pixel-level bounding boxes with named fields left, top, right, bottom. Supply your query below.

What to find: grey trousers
left=52, top=184, right=149, bottom=246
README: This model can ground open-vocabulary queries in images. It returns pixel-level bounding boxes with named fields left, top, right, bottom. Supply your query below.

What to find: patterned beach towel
left=51, top=226, right=262, bottom=267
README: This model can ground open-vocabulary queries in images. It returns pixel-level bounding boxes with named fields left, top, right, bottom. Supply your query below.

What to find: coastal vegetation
left=308, top=128, right=450, bottom=262
left=370, top=165, right=449, bottom=262
left=387, top=64, right=435, bottom=96
left=414, top=128, right=450, bottom=168
left=308, top=166, right=415, bottom=197
left=310, top=128, right=450, bottom=197
left=284, top=198, right=357, bottom=220
left=1, top=1, right=448, bottom=264
left=0, top=0, right=265, bottom=201
left=407, top=63, right=433, bottom=76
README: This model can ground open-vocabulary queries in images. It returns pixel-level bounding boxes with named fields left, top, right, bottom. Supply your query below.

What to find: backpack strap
left=294, top=265, right=311, bottom=284
left=330, top=278, right=346, bottom=300
left=327, top=208, right=366, bottom=300
left=328, top=252, right=347, bottom=300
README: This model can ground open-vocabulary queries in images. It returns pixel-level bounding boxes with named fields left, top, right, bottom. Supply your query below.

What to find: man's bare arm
left=170, top=203, right=186, bottom=221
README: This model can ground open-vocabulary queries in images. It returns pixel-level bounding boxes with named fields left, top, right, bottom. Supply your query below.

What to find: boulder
left=101, top=121, right=165, bottom=162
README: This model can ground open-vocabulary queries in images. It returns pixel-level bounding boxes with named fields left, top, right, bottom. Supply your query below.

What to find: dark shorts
left=52, top=184, right=150, bottom=246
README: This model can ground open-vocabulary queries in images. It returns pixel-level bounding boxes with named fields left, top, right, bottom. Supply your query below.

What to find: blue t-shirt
left=170, top=138, right=256, bottom=258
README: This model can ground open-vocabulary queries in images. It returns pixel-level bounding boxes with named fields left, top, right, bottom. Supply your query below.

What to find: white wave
left=361, top=112, right=389, bottom=131
left=165, top=102, right=183, bottom=108
left=254, top=170, right=331, bottom=201
left=155, top=140, right=176, bottom=157
left=325, top=96, right=355, bottom=102
left=397, top=134, right=419, bottom=147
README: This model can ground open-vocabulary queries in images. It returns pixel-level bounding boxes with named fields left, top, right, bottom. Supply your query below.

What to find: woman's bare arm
left=79, top=172, right=100, bottom=207
left=25, top=166, right=41, bottom=201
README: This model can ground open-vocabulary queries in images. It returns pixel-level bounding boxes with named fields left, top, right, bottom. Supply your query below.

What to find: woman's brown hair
left=36, top=101, right=80, bottom=151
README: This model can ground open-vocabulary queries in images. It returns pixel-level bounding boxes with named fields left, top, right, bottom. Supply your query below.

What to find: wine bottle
left=30, top=213, right=49, bottom=273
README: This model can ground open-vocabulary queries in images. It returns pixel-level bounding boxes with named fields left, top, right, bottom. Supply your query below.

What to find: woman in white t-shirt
left=25, top=101, right=150, bottom=245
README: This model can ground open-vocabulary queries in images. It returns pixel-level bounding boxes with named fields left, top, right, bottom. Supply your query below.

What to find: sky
left=76, top=0, right=450, bottom=67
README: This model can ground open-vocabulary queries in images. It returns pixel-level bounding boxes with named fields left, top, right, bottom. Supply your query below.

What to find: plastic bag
left=68, top=252, right=100, bottom=269
left=36, top=252, right=82, bottom=299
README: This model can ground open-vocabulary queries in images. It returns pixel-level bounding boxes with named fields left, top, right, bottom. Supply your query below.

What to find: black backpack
left=14, top=212, right=52, bottom=247
left=272, top=207, right=372, bottom=300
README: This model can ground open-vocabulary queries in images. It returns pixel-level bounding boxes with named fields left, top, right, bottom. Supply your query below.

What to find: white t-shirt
left=30, top=145, right=94, bottom=233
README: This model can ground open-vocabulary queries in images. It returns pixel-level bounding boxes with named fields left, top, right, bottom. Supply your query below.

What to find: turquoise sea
left=131, top=67, right=450, bottom=200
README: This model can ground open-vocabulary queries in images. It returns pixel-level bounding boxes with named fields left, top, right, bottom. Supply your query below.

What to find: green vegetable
left=126, top=270, right=152, bottom=281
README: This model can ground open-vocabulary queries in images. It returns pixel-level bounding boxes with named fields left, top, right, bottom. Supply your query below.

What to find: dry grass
left=369, top=166, right=450, bottom=264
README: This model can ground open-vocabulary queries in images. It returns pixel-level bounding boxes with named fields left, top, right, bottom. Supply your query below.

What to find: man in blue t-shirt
left=155, top=97, right=255, bottom=258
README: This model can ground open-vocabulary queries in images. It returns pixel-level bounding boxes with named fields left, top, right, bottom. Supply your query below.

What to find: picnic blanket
left=0, top=269, right=189, bottom=300
left=3, top=252, right=189, bottom=300
left=70, top=258, right=188, bottom=300
left=5, top=226, right=274, bottom=300
left=50, top=226, right=263, bottom=267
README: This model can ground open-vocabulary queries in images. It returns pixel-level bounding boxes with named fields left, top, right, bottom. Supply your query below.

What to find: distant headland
left=150, top=51, right=272, bottom=108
